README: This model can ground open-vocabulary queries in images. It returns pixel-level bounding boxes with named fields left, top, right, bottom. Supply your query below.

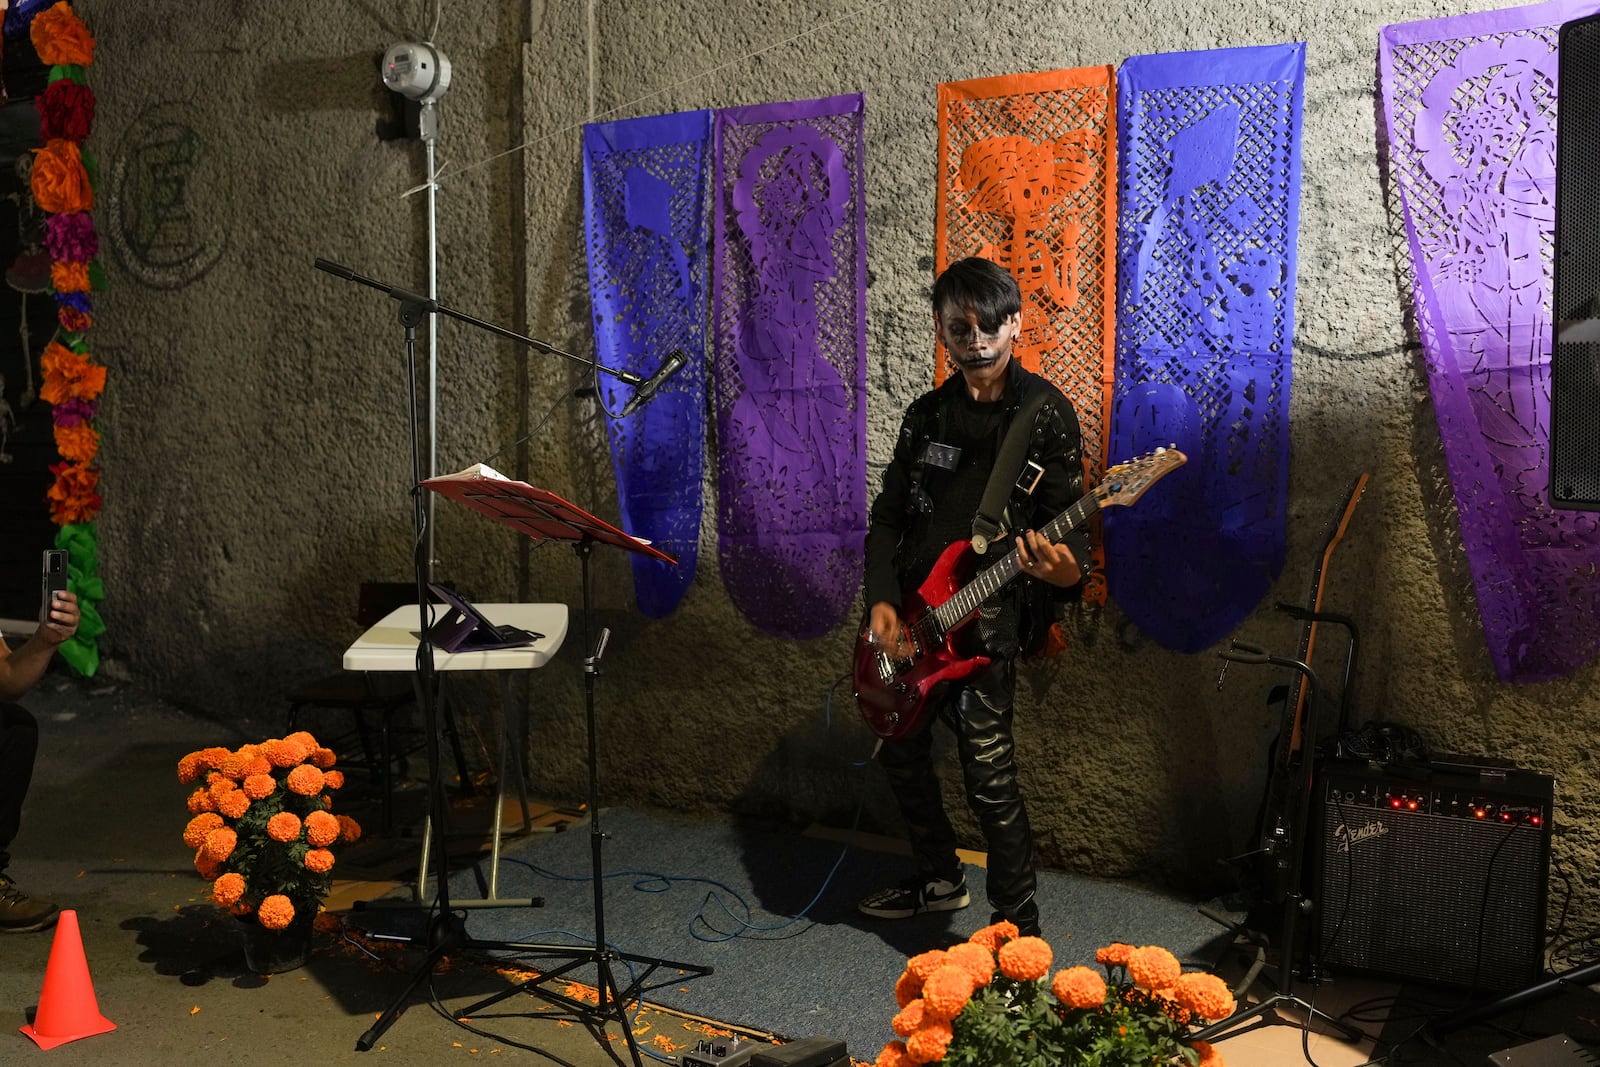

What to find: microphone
left=617, top=350, right=687, bottom=418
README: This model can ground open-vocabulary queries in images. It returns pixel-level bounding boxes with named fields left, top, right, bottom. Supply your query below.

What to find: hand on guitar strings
left=867, top=601, right=915, bottom=660
left=1016, top=529, right=1083, bottom=588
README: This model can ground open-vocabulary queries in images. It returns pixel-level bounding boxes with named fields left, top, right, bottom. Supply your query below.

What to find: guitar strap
left=970, top=389, right=1049, bottom=554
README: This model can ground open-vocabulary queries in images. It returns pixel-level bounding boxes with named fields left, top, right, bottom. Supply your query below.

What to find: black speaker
left=1553, top=13, right=1600, bottom=510
left=1311, top=757, right=1552, bottom=991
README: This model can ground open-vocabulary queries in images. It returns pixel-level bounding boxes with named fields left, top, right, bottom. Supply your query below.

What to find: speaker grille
left=1313, top=759, right=1552, bottom=991
left=1553, top=14, right=1600, bottom=510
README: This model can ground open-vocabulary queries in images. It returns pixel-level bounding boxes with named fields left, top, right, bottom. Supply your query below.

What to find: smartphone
left=41, top=548, right=68, bottom=620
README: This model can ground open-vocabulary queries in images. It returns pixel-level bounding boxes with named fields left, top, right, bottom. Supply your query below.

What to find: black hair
left=931, top=257, right=1021, bottom=332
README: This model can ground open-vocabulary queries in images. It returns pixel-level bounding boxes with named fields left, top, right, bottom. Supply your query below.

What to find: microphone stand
left=313, top=257, right=652, bottom=393
left=313, top=258, right=700, bottom=1059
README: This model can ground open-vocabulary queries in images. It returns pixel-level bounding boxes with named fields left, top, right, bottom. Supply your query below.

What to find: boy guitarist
left=858, top=256, right=1089, bottom=938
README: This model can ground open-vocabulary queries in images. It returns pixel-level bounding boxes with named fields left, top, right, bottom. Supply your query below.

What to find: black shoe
left=0, top=874, right=59, bottom=933
left=859, top=875, right=970, bottom=919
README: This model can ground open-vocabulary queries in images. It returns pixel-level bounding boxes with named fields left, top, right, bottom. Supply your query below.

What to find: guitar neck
left=930, top=493, right=1102, bottom=632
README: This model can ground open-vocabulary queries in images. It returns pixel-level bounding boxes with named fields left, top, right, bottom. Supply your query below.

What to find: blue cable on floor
left=491, top=672, right=876, bottom=945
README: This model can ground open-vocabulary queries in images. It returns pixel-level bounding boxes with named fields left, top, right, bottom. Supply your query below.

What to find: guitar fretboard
left=929, top=490, right=1105, bottom=633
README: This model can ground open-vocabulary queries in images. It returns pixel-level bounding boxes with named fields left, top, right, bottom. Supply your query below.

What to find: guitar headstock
left=1096, top=446, right=1187, bottom=509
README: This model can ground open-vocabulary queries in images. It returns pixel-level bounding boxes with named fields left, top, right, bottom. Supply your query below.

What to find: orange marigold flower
left=945, top=941, right=994, bottom=987
left=46, top=460, right=99, bottom=524
left=194, top=853, right=221, bottom=881
left=216, top=790, right=249, bottom=820
left=265, top=738, right=309, bottom=768
left=207, top=776, right=237, bottom=805
left=919, top=964, right=975, bottom=1022
left=267, top=812, right=303, bottom=843
left=177, top=752, right=206, bottom=784
left=53, top=422, right=98, bottom=464
left=304, top=848, right=334, bottom=874
left=30, top=2, right=96, bottom=67
left=323, top=770, right=345, bottom=790
left=309, top=746, right=337, bottom=769
left=998, top=935, right=1053, bottom=982
left=242, top=773, right=277, bottom=800
left=212, top=872, right=246, bottom=907
left=1172, top=971, right=1236, bottom=1021
left=40, top=341, right=104, bottom=403
left=284, top=731, right=319, bottom=751
left=197, top=747, right=232, bottom=772
left=219, top=751, right=255, bottom=780
left=257, top=894, right=296, bottom=930
left=183, top=812, right=223, bottom=850
left=969, top=920, right=1019, bottom=952
left=304, top=810, right=340, bottom=847
left=286, top=763, right=325, bottom=796
left=1154, top=987, right=1192, bottom=1025
left=1052, top=965, right=1108, bottom=1010
left=894, top=969, right=922, bottom=1008
left=875, top=1040, right=911, bottom=1067
left=1128, top=945, right=1182, bottom=990
left=30, top=139, right=91, bottom=214
left=336, top=814, right=363, bottom=844
left=49, top=260, right=90, bottom=294
left=904, top=1020, right=954, bottom=1065
left=201, top=827, right=238, bottom=863
left=1097, top=941, right=1135, bottom=966
left=1191, top=1039, right=1225, bottom=1067
left=244, top=756, right=272, bottom=777
left=891, top=999, right=926, bottom=1037
left=186, top=788, right=215, bottom=814
left=906, top=949, right=949, bottom=984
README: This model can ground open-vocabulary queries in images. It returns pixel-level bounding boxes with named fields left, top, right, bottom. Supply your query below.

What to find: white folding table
left=343, top=602, right=568, bottom=906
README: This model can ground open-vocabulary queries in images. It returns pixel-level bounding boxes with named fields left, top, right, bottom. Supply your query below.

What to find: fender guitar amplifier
left=1311, top=757, right=1553, bottom=991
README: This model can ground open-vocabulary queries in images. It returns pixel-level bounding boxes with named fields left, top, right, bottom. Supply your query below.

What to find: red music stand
left=419, top=465, right=709, bottom=1067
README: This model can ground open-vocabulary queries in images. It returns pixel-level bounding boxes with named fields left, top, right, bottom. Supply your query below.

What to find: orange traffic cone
left=20, top=909, right=116, bottom=1050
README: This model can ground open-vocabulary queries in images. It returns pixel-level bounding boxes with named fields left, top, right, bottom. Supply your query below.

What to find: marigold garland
left=28, top=0, right=104, bottom=678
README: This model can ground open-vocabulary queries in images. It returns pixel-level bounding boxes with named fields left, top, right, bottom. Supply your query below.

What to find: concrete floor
left=0, top=666, right=766, bottom=1067
left=4, top=663, right=1597, bottom=1067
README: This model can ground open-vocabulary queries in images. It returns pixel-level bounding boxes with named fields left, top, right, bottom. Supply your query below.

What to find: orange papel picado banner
left=935, top=66, right=1117, bottom=605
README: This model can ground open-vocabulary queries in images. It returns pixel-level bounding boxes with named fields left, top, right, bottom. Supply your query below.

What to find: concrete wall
left=77, top=0, right=1600, bottom=925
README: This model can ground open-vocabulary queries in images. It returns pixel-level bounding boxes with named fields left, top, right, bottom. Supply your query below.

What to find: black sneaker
left=858, top=876, right=970, bottom=919
left=0, top=874, right=60, bottom=933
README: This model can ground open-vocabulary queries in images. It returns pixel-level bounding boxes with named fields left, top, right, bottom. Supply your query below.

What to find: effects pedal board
left=680, top=1037, right=757, bottom=1067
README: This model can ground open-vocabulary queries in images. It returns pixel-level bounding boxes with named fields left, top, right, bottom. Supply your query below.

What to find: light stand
left=1194, top=641, right=1363, bottom=1047
left=312, top=258, right=701, bottom=1059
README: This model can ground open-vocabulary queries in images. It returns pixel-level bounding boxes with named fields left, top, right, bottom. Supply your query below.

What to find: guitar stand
left=1194, top=641, right=1365, bottom=1049
left=448, top=539, right=711, bottom=1067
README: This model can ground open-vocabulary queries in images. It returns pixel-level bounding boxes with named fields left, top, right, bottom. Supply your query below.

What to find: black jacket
left=863, top=358, right=1090, bottom=657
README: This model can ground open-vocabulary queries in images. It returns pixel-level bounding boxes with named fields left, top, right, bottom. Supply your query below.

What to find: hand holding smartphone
left=41, top=549, right=68, bottom=621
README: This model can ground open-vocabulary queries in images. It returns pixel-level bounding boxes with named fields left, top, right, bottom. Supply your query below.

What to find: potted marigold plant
left=177, top=731, right=362, bottom=972
left=878, top=923, right=1235, bottom=1067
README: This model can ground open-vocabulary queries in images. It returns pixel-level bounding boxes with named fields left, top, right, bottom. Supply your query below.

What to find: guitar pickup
left=1016, top=461, right=1044, bottom=496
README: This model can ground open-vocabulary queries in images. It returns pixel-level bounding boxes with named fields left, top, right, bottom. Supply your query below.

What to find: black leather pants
left=876, top=658, right=1039, bottom=928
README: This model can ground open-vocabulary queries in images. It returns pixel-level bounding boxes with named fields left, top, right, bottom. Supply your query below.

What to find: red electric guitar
left=853, top=446, right=1186, bottom=740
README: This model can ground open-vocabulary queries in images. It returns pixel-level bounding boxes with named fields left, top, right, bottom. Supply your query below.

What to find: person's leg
left=0, top=702, right=56, bottom=932
left=950, top=659, right=1041, bottom=936
left=0, top=702, right=40, bottom=874
left=858, top=718, right=970, bottom=918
